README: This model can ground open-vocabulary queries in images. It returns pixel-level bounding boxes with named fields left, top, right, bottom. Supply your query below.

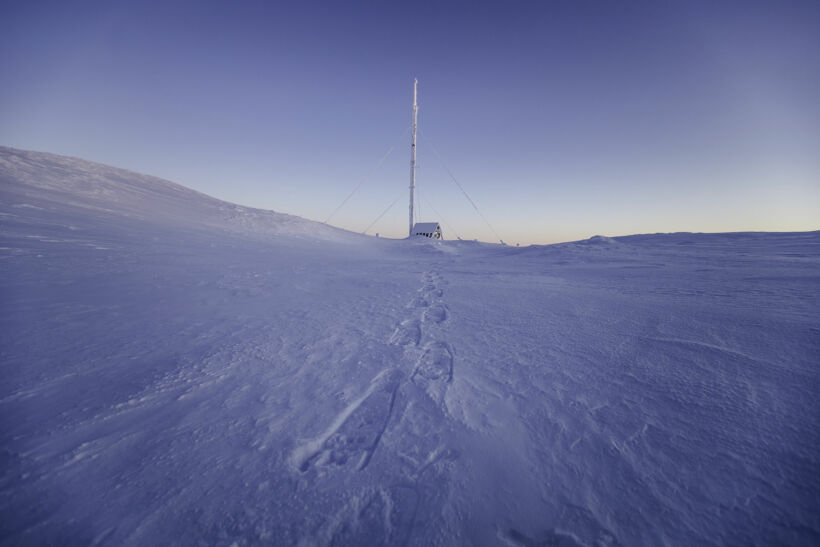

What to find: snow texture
left=1, top=145, right=818, bottom=546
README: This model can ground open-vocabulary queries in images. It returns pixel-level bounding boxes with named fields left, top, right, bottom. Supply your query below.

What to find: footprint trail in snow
left=293, top=268, right=460, bottom=545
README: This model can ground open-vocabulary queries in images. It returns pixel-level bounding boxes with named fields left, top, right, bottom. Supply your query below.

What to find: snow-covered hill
left=1, top=147, right=818, bottom=546
left=0, top=146, right=351, bottom=240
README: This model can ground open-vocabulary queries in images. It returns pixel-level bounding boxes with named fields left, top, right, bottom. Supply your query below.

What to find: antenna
left=409, top=78, right=418, bottom=237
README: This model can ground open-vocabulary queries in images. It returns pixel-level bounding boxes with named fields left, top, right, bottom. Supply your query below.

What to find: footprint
left=422, top=271, right=441, bottom=284
left=406, top=296, right=429, bottom=309
left=296, top=370, right=402, bottom=472
left=425, top=287, right=443, bottom=298
left=411, top=342, right=453, bottom=405
left=423, top=304, right=448, bottom=324
left=419, top=280, right=443, bottom=298
left=390, top=319, right=421, bottom=347
left=413, top=342, right=453, bottom=383
left=326, top=486, right=419, bottom=546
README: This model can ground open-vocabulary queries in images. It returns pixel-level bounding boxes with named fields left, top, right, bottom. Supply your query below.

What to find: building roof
left=412, top=222, right=440, bottom=232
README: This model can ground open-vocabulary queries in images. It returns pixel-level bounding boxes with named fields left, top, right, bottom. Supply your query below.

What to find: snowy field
left=1, top=146, right=818, bottom=546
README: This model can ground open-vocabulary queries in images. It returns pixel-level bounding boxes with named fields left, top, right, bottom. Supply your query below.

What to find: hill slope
left=0, top=145, right=351, bottom=240
left=1, top=147, right=818, bottom=546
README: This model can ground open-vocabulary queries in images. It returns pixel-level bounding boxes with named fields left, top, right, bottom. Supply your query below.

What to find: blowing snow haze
left=1, top=146, right=819, bottom=545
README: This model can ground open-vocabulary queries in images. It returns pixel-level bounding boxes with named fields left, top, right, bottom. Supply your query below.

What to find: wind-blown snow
left=1, top=146, right=818, bottom=546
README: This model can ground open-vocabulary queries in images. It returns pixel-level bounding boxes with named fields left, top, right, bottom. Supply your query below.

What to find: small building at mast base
left=412, top=222, right=443, bottom=239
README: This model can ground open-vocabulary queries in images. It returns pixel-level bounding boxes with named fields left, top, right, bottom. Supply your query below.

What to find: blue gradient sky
left=2, top=0, right=818, bottom=244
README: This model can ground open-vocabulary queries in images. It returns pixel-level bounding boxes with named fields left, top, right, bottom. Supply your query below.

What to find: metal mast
left=409, top=78, right=418, bottom=237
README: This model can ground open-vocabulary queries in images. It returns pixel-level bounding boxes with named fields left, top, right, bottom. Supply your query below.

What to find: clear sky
left=2, top=0, right=818, bottom=244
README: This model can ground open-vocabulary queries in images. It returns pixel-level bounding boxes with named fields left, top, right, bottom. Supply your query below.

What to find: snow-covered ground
left=1, top=146, right=818, bottom=546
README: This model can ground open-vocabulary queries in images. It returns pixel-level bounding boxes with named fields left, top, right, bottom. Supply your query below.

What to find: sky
left=1, top=0, right=818, bottom=244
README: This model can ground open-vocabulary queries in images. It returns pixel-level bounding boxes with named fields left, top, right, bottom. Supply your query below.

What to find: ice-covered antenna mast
left=409, top=78, right=418, bottom=237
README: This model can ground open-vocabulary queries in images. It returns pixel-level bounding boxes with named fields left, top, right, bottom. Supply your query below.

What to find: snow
left=1, top=145, right=818, bottom=545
